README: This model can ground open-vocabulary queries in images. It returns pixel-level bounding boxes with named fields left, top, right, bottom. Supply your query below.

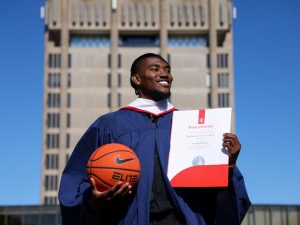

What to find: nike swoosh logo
left=116, top=156, right=136, bottom=164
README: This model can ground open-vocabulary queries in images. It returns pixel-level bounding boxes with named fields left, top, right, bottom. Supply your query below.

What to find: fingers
left=222, top=133, right=241, bottom=166
left=89, top=177, right=97, bottom=190
left=104, top=182, right=130, bottom=200
left=89, top=177, right=103, bottom=195
left=91, top=180, right=133, bottom=202
left=110, top=182, right=133, bottom=199
left=222, top=133, right=240, bottom=150
left=103, top=181, right=123, bottom=199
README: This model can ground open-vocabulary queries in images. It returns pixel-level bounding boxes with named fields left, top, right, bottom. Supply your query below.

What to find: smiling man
left=59, top=53, right=250, bottom=225
left=130, top=54, right=173, bottom=101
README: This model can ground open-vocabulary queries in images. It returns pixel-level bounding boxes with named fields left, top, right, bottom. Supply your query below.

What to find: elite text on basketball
left=112, top=172, right=138, bottom=184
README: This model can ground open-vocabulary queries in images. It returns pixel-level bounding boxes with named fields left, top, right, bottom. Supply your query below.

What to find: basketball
left=86, top=143, right=141, bottom=192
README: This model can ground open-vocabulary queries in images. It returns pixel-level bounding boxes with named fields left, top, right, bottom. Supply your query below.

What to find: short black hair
left=130, top=53, right=168, bottom=95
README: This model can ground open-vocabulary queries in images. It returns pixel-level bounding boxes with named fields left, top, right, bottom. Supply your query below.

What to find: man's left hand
left=222, top=133, right=241, bottom=167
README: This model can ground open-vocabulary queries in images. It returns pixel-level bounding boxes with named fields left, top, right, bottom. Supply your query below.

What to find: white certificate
left=167, top=108, right=231, bottom=187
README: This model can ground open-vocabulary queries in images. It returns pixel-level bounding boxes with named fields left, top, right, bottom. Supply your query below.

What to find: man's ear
left=131, top=74, right=142, bottom=86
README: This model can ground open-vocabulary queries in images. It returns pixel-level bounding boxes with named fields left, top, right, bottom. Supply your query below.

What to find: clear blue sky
left=0, top=0, right=300, bottom=206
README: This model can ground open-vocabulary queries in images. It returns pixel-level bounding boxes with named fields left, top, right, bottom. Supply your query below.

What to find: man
left=59, top=53, right=251, bottom=225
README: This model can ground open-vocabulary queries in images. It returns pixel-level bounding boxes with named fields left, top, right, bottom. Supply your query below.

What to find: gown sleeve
left=215, top=166, right=251, bottom=225
left=58, top=117, right=112, bottom=225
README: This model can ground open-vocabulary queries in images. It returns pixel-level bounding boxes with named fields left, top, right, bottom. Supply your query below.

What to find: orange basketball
left=86, top=143, right=141, bottom=192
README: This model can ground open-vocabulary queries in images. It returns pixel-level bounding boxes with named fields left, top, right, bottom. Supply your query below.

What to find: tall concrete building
left=40, top=0, right=236, bottom=205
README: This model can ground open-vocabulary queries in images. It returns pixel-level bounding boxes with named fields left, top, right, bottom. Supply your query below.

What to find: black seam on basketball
left=88, top=173, right=113, bottom=187
left=90, top=149, right=136, bottom=161
left=87, top=166, right=140, bottom=173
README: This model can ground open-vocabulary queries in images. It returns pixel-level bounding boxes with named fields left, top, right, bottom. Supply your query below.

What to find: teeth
left=159, top=81, right=169, bottom=86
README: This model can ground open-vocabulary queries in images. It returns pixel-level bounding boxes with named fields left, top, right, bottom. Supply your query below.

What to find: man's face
left=132, top=57, right=173, bottom=101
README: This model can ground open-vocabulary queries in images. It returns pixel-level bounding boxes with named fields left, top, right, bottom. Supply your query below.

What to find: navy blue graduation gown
left=59, top=109, right=251, bottom=225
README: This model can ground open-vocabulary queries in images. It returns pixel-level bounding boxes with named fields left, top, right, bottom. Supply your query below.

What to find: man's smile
left=157, top=80, right=171, bottom=87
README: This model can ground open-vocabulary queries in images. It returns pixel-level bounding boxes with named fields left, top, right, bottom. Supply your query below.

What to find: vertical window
left=200, top=2, right=206, bottom=25
left=185, top=1, right=191, bottom=26
left=217, top=54, right=220, bottom=68
left=67, top=73, right=71, bottom=87
left=48, top=53, right=61, bottom=68
left=170, top=4, right=175, bottom=26
left=47, top=93, right=61, bottom=108
left=48, top=73, right=61, bottom=88
left=66, top=133, right=70, bottom=148
left=207, top=93, right=212, bottom=108
left=48, top=54, right=53, bottom=68
left=118, top=54, right=122, bottom=68
left=107, top=93, right=111, bottom=108
left=206, top=74, right=211, bottom=88
left=46, top=133, right=60, bottom=149
left=47, top=113, right=60, bottom=128
left=108, top=54, right=111, bottom=68
left=57, top=93, right=61, bottom=107
left=67, top=93, right=71, bottom=108
left=178, top=1, right=183, bottom=26
left=45, top=154, right=59, bottom=169
left=218, top=73, right=229, bottom=87
left=207, top=54, right=210, bottom=68
left=192, top=2, right=198, bottom=26
left=217, top=53, right=228, bottom=68
left=129, top=2, right=134, bottom=26
left=121, top=2, right=126, bottom=26
left=57, top=54, right=61, bottom=67
left=102, top=3, right=107, bottom=26
left=118, top=93, right=122, bottom=107
left=47, top=113, right=51, bottom=128
left=80, top=1, right=85, bottom=25
left=218, top=93, right=230, bottom=107
left=67, top=113, right=71, bottom=128
left=45, top=175, right=58, bottom=190
left=95, top=1, right=100, bottom=26
left=107, top=73, right=111, bottom=88
left=118, top=73, right=122, bottom=87
left=225, top=54, right=228, bottom=68
left=68, top=54, right=72, bottom=68
left=137, top=2, right=142, bottom=26
left=219, top=3, right=225, bottom=26
left=44, top=197, right=48, bottom=205
left=151, top=2, right=156, bottom=26
left=47, top=93, right=53, bottom=108
left=144, top=2, right=149, bottom=26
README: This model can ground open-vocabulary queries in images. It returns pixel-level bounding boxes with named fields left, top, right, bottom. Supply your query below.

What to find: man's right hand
left=87, top=177, right=133, bottom=211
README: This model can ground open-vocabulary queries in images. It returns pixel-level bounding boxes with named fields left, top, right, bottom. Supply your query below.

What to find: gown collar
left=121, top=98, right=176, bottom=116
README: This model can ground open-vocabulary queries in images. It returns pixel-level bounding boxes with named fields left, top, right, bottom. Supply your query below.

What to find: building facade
left=40, top=0, right=235, bottom=205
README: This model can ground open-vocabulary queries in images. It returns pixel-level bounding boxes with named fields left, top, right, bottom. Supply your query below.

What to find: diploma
left=167, top=108, right=231, bottom=187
